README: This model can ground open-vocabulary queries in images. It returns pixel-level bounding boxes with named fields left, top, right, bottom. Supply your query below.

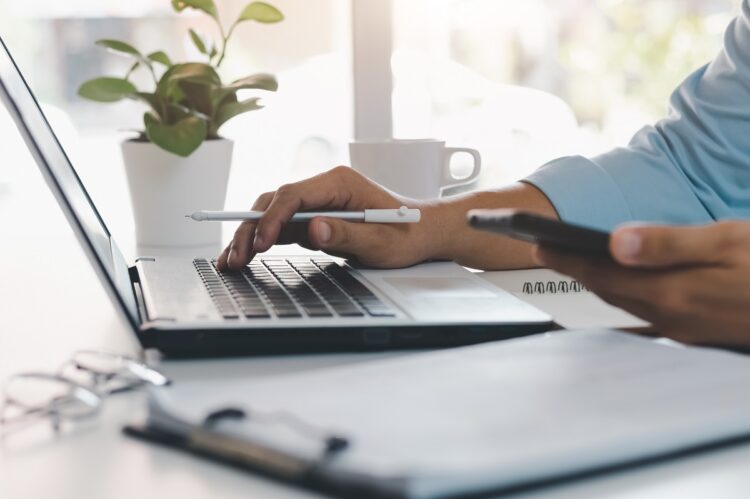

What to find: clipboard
left=124, top=330, right=750, bottom=499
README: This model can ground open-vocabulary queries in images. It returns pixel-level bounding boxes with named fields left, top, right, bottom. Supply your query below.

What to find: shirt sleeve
left=524, top=0, right=750, bottom=231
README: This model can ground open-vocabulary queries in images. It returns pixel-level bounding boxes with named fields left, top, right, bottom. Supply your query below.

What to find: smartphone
left=467, top=209, right=611, bottom=255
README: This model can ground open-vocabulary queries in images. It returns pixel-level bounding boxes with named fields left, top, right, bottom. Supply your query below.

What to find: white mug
left=349, top=139, right=481, bottom=199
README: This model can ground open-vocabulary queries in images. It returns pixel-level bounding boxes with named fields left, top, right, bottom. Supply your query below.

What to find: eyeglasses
left=0, top=351, right=170, bottom=435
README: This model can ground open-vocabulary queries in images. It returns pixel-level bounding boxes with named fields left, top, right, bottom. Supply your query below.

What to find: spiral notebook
left=478, top=268, right=648, bottom=329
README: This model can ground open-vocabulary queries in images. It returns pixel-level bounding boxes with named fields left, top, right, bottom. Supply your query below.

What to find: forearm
left=422, top=182, right=558, bottom=270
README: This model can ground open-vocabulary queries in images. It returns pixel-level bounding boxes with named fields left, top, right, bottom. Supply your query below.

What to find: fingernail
left=616, top=231, right=642, bottom=260
left=253, top=233, right=265, bottom=251
left=531, top=246, right=543, bottom=265
left=318, top=221, right=332, bottom=244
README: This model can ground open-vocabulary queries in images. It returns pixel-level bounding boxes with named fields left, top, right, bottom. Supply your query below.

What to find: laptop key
left=241, top=309, right=271, bottom=319
left=331, top=305, right=365, bottom=317
left=314, top=262, right=396, bottom=317
left=304, top=307, right=333, bottom=318
left=275, top=309, right=302, bottom=318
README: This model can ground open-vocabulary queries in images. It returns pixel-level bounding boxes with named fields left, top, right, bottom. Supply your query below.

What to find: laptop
left=0, top=37, right=552, bottom=357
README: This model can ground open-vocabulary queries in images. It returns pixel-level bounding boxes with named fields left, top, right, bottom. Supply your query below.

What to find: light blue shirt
left=525, top=0, right=750, bottom=231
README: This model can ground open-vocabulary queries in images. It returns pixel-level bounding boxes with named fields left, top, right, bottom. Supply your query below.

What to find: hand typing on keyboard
left=216, top=167, right=434, bottom=271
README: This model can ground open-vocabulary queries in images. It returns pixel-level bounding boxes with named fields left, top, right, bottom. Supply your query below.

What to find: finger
left=307, top=217, right=390, bottom=265
left=307, top=217, right=375, bottom=253
left=251, top=172, right=352, bottom=253
left=215, top=245, right=231, bottom=271
left=530, top=245, right=544, bottom=266
left=610, top=221, right=749, bottom=268
left=225, top=192, right=274, bottom=270
left=536, top=246, right=617, bottom=284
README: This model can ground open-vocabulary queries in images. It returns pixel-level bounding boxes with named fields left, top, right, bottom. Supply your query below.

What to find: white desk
left=4, top=145, right=750, bottom=499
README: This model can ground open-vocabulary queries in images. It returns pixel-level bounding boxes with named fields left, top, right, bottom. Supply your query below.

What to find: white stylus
left=186, top=206, right=421, bottom=223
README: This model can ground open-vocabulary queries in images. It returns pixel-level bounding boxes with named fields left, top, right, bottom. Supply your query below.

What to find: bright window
left=392, top=0, right=739, bottom=185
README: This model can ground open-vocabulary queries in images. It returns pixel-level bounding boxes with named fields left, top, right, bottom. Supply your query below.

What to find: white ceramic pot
left=121, top=139, right=234, bottom=248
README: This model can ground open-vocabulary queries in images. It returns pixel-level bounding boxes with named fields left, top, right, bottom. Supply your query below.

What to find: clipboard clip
left=203, top=406, right=350, bottom=458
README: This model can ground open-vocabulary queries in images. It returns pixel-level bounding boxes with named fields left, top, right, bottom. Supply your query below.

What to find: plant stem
left=216, top=21, right=238, bottom=68
left=125, top=63, right=139, bottom=80
left=146, top=62, right=159, bottom=87
left=125, top=59, right=157, bottom=87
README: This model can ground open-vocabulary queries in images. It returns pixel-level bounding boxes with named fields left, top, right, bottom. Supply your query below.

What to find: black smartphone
left=467, top=209, right=611, bottom=255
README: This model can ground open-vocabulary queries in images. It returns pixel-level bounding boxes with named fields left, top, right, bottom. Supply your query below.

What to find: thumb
left=611, top=222, right=742, bottom=267
left=308, top=217, right=379, bottom=256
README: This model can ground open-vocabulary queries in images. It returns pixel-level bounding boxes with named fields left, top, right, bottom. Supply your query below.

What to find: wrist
left=415, top=201, right=455, bottom=262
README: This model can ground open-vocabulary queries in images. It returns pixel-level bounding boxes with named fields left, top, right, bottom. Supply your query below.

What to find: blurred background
left=0, top=0, right=739, bottom=254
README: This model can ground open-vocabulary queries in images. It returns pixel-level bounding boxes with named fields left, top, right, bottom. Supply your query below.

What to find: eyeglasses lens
left=3, top=375, right=100, bottom=425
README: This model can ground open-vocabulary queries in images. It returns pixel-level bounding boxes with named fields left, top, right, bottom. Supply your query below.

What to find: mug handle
left=441, top=147, right=482, bottom=191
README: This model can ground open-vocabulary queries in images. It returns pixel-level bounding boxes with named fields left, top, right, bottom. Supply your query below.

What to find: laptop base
left=138, top=322, right=555, bottom=358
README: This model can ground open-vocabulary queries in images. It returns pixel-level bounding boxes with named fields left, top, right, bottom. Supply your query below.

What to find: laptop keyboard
left=193, top=258, right=397, bottom=320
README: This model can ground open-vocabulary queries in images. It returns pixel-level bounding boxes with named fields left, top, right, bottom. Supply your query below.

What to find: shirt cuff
left=523, top=155, right=633, bottom=231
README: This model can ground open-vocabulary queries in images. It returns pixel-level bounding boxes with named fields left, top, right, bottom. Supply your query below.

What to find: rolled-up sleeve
left=525, top=0, right=750, bottom=231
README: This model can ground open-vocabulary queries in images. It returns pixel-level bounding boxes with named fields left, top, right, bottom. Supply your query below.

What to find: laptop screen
left=0, top=37, right=139, bottom=328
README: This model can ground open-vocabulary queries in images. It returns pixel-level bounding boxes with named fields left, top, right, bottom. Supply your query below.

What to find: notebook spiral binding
left=522, top=280, right=588, bottom=295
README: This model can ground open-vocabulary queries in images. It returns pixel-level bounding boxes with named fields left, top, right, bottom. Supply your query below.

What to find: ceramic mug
left=349, top=139, right=481, bottom=199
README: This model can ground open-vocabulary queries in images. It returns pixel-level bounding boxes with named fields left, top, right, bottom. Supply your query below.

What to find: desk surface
left=4, top=144, right=750, bottom=499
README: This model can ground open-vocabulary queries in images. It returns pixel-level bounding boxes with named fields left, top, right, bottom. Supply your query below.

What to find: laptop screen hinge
left=129, top=265, right=141, bottom=284
left=131, top=278, right=150, bottom=323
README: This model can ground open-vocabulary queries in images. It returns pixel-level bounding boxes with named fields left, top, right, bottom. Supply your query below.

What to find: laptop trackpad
left=376, top=275, right=542, bottom=322
left=383, top=277, right=497, bottom=299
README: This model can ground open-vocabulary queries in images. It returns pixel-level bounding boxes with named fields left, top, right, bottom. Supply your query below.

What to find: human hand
left=216, top=166, right=438, bottom=270
left=535, top=221, right=750, bottom=349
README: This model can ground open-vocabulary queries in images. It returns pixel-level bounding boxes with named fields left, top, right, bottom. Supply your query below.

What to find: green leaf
left=157, top=63, right=221, bottom=98
left=144, top=112, right=208, bottom=157
left=215, top=97, right=262, bottom=129
left=178, top=79, right=214, bottom=116
left=228, top=73, right=278, bottom=92
left=171, top=0, right=218, bottom=20
left=211, top=73, right=277, bottom=108
left=163, top=63, right=221, bottom=86
left=78, top=77, right=137, bottom=103
left=189, top=29, right=208, bottom=55
left=95, top=39, right=142, bottom=58
left=147, top=51, right=172, bottom=67
left=237, top=2, right=284, bottom=23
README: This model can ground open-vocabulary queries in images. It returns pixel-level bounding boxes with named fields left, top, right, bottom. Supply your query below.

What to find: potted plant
left=78, top=0, right=283, bottom=248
